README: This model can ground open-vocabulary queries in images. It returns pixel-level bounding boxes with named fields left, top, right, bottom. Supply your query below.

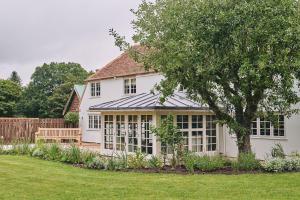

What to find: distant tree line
left=0, top=62, right=92, bottom=118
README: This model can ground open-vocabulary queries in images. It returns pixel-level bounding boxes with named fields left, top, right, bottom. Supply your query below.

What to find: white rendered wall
left=223, top=113, right=300, bottom=160
left=79, top=73, right=164, bottom=143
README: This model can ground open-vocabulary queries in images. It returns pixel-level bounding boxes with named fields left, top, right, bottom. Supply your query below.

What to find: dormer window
left=124, top=78, right=136, bottom=94
left=91, top=82, right=101, bottom=97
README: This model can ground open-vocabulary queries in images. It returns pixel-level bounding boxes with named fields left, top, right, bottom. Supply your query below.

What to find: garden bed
left=1, top=142, right=300, bottom=174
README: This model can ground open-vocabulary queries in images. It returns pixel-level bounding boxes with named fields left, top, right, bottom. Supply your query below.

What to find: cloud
left=0, top=0, right=142, bottom=84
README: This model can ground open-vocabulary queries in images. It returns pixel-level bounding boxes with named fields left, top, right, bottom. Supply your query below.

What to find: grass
left=0, top=156, right=300, bottom=200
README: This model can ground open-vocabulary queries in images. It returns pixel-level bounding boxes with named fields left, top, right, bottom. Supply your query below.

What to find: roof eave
left=89, top=106, right=210, bottom=111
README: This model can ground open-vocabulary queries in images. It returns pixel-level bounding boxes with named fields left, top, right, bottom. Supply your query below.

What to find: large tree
left=112, top=0, right=300, bottom=153
left=19, top=62, right=88, bottom=118
left=0, top=80, right=22, bottom=117
left=9, top=71, right=22, bottom=86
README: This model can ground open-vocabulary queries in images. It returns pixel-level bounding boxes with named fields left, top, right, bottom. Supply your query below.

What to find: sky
left=0, top=0, right=143, bottom=84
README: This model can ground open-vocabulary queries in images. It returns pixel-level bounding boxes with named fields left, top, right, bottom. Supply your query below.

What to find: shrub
left=61, top=144, right=81, bottom=164
left=105, top=157, right=124, bottom=170
left=31, top=140, right=47, bottom=158
left=262, top=158, right=286, bottom=172
left=262, top=157, right=300, bottom=172
left=8, top=139, right=32, bottom=155
left=271, top=143, right=285, bottom=158
left=232, top=153, right=261, bottom=171
left=127, top=151, right=146, bottom=169
left=85, top=156, right=105, bottom=169
left=45, top=143, right=62, bottom=161
left=0, top=136, right=4, bottom=154
left=183, top=152, right=197, bottom=173
left=147, top=155, right=163, bottom=169
left=195, top=155, right=226, bottom=172
left=32, top=148, right=45, bottom=158
left=64, top=112, right=79, bottom=125
left=81, top=150, right=97, bottom=164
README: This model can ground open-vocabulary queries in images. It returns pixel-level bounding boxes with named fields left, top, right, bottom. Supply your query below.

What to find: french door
left=104, top=115, right=114, bottom=150
left=116, top=115, right=126, bottom=151
left=141, top=115, right=153, bottom=154
left=128, top=115, right=138, bottom=153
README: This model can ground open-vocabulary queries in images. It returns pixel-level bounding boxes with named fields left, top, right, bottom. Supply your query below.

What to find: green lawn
left=0, top=156, right=299, bottom=200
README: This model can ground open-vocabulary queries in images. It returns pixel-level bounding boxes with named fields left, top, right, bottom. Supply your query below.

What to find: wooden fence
left=0, top=118, right=78, bottom=143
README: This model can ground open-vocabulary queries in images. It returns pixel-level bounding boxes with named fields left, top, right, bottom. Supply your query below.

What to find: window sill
left=86, top=129, right=101, bottom=132
left=89, top=96, right=101, bottom=99
left=230, top=135, right=287, bottom=140
left=123, top=93, right=136, bottom=97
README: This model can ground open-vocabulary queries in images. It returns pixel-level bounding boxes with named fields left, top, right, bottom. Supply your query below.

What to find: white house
left=79, top=50, right=300, bottom=159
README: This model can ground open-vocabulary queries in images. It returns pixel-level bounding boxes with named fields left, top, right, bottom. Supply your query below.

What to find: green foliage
left=262, top=158, right=288, bottom=172
left=9, top=71, right=22, bottom=86
left=182, top=152, right=198, bottom=173
left=7, top=139, right=31, bottom=155
left=113, top=0, right=300, bottom=154
left=0, top=137, right=4, bottom=154
left=80, top=150, right=97, bottom=164
left=0, top=79, right=22, bottom=117
left=45, top=143, right=62, bottom=161
left=19, top=62, right=88, bottom=118
left=151, top=115, right=182, bottom=168
left=32, top=148, right=45, bottom=158
left=195, top=155, right=227, bottom=172
left=183, top=152, right=227, bottom=173
left=127, top=151, right=146, bottom=169
left=232, top=153, right=261, bottom=171
left=64, top=112, right=79, bottom=125
left=105, top=156, right=127, bottom=171
left=60, top=144, right=81, bottom=164
left=147, top=155, right=163, bottom=169
left=271, top=143, right=285, bottom=159
left=85, top=156, right=105, bottom=169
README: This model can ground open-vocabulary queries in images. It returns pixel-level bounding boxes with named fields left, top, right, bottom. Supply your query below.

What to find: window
left=128, top=115, right=138, bottom=152
left=91, top=82, right=101, bottom=97
left=177, top=115, right=189, bottom=129
left=192, top=115, right=203, bottom=129
left=124, top=78, right=136, bottom=94
left=116, top=115, right=126, bottom=151
left=274, top=115, right=285, bottom=136
left=104, top=115, right=113, bottom=150
left=260, top=117, right=271, bottom=136
left=88, top=115, right=101, bottom=129
left=251, top=119, right=257, bottom=135
left=160, top=115, right=172, bottom=154
left=177, top=115, right=189, bottom=151
left=250, top=115, right=285, bottom=137
left=141, top=115, right=153, bottom=154
left=192, top=131, right=203, bottom=152
left=206, top=115, right=217, bottom=151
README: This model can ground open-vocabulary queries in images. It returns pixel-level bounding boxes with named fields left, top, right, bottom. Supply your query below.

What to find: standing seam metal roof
left=89, top=92, right=209, bottom=111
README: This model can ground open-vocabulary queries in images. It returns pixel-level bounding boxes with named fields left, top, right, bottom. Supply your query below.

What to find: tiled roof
left=86, top=46, right=154, bottom=81
left=89, top=92, right=209, bottom=111
left=63, top=84, right=86, bottom=115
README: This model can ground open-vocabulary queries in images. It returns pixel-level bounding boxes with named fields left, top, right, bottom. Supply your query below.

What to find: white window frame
left=88, top=114, right=101, bottom=130
left=90, top=82, right=101, bottom=97
left=191, top=115, right=204, bottom=153
left=250, top=115, right=285, bottom=138
left=124, top=78, right=136, bottom=95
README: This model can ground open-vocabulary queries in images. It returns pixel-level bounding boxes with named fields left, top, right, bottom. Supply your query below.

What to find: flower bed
left=1, top=141, right=299, bottom=174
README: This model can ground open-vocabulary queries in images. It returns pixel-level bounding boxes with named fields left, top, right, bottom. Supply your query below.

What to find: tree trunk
left=237, top=133, right=251, bottom=154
